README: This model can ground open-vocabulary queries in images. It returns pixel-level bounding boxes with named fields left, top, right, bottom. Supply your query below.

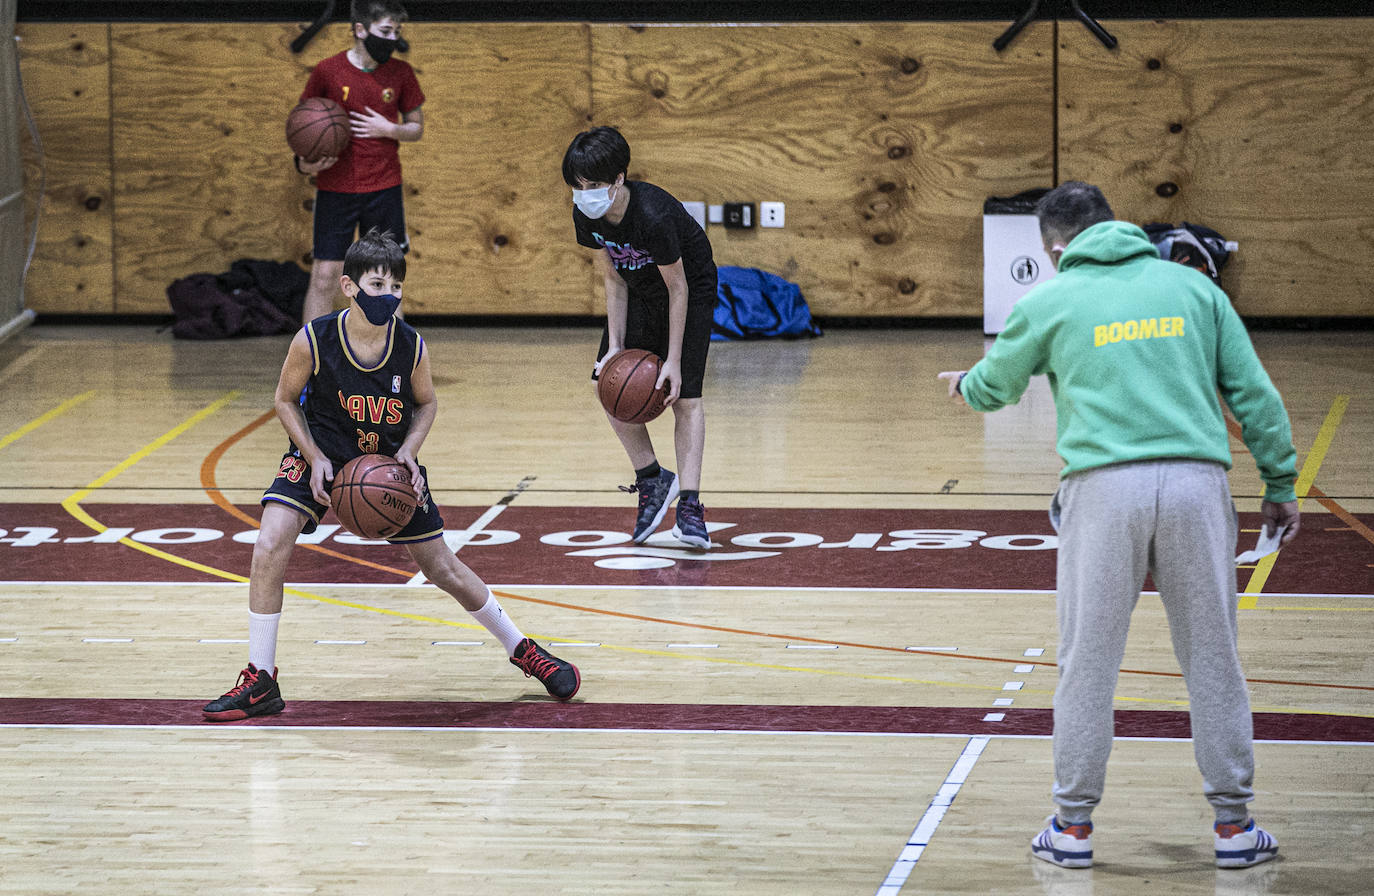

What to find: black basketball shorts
left=594, top=288, right=714, bottom=400
left=261, top=451, right=443, bottom=543
left=312, top=185, right=409, bottom=262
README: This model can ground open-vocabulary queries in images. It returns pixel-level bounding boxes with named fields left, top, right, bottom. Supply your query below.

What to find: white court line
left=878, top=735, right=990, bottom=895
left=407, top=475, right=536, bottom=585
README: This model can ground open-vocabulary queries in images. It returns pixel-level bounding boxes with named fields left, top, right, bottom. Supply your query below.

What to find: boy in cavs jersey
left=204, top=230, right=580, bottom=720
left=295, top=0, right=425, bottom=323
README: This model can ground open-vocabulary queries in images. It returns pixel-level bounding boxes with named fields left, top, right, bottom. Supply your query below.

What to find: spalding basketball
left=330, top=454, right=416, bottom=539
left=597, top=349, right=669, bottom=424
left=286, top=97, right=350, bottom=162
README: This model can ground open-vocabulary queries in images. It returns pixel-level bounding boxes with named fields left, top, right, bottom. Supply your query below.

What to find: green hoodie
left=961, top=220, right=1297, bottom=502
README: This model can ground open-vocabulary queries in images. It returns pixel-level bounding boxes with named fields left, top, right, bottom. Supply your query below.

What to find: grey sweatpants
left=1051, top=460, right=1255, bottom=825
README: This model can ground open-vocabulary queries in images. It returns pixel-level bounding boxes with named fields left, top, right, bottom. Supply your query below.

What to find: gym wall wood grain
left=14, top=18, right=1374, bottom=318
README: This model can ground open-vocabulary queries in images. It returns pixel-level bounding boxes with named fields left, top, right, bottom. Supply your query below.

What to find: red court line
left=1310, top=485, right=1374, bottom=549
left=1, top=698, right=1369, bottom=742
left=186, top=417, right=1372, bottom=695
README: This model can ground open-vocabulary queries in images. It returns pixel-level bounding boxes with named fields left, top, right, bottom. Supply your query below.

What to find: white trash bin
left=983, top=191, right=1056, bottom=335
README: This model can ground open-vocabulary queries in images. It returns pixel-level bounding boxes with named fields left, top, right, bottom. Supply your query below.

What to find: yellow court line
left=61, top=391, right=251, bottom=581
left=0, top=391, right=97, bottom=452
left=63, top=391, right=241, bottom=503
left=1241, top=394, right=1350, bottom=609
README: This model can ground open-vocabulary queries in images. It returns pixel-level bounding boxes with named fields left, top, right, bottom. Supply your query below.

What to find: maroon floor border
left=0, top=699, right=1369, bottom=742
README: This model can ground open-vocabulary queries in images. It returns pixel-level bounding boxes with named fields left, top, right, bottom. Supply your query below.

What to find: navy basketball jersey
left=296, top=310, right=424, bottom=464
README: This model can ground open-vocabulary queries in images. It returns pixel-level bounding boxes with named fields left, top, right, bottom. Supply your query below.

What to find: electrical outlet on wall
left=723, top=202, right=754, bottom=229
left=760, top=201, right=785, bottom=228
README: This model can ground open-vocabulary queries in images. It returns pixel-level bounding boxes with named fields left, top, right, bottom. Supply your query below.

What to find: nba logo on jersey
left=391, top=375, right=401, bottom=393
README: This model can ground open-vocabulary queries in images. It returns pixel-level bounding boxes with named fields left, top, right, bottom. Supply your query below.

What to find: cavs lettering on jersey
left=296, top=309, right=424, bottom=463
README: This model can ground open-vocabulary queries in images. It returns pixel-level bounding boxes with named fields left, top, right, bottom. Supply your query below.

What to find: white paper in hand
left=1235, top=525, right=1288, bottom=566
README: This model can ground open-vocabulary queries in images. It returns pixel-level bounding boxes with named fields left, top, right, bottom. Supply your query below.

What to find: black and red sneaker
left=203, top=663, right=285, bottom=721
left=510, top=638, right=580, bottom=701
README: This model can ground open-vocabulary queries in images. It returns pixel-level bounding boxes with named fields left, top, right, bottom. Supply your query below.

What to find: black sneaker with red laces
left=510, top=638, right=581, bottom=701
left=203, top=663, right=285, bottom=721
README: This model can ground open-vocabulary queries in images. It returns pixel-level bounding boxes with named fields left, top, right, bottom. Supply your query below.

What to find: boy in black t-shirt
left=202, top=230, right=579, bottom=720
left=563, top=126, right=718, bottom=550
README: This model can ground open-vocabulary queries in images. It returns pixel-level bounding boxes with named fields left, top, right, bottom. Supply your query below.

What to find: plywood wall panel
left=109, top=23, right=316, bottom=313
left=15, top=18, right=1372, bottom=319
left=15, top=24, right=114, bottom=313
left=1057, top=18, right=1374, bottom=317
left=587, top=22, right=1054, bottom=316
left=399, top=23, right=595, bottom=315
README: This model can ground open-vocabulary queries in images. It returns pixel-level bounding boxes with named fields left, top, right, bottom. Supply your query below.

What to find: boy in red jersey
left=295, top=0, right=425, bottom=323
left=203, top=230, right=580, bottom=720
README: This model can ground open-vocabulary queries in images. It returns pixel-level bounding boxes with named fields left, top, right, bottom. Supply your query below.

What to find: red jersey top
left=300, top=50, right=425, bottom=194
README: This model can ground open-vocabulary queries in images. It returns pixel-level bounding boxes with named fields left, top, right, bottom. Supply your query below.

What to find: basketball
left=329, top=454, right=417, bottom=539
left=286, top=97, right=350, bottom=162
left=597, top=348, right=669, bottom=424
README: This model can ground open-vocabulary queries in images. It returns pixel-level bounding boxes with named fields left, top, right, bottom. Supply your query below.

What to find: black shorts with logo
left=262, top=451, right=444, bottom=543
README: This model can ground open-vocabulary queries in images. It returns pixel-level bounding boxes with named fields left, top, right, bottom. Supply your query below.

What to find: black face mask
left=362, top=31, right=400, bottom=66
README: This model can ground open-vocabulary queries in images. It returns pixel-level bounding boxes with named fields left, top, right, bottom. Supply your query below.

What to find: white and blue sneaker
left=622, top=468, right=679, bottom=543
left=1215, top=819, right=1278, bottom=868
left=1031, top=815, right=1093, bottom=868
left=671, top=497, right=710, bottom=550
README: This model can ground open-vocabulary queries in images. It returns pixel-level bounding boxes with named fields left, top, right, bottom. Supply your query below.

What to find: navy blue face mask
left=350, top=281, right=401, bottom=325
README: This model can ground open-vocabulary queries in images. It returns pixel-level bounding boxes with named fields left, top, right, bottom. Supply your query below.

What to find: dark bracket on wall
left=289, top=0, right=334, bottom=53
left=994, top=0, right=1118, bottom=52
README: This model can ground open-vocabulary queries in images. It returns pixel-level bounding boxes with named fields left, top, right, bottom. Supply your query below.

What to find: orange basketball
left=286, top=97, right=350, bottom=162
left=597, top=349, right=668, bottom=424
left=329, top=454, right=416, bottom=539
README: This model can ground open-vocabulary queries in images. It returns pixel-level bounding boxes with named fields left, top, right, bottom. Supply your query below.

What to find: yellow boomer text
left=1094, top=316, right=1184, bottom=347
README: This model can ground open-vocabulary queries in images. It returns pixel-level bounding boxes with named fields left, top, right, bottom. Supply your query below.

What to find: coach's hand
left=1261, top=499, right=1300, bottom=545
left=938, top=370, right=968, bottom=404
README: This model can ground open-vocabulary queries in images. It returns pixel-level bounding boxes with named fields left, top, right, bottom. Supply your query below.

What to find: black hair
left=562, top=126, right=630, bottom=187
left=343, top=228, right=406, bottom=284
left=1036, top=181, right=1115, bottom=247
left=351, top=0, right=407, bottom=26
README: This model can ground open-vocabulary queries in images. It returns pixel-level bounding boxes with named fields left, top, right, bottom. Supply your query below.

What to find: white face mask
left=573, top=184, right=615, bottom=219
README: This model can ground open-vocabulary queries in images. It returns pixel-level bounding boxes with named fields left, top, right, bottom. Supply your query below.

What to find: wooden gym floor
left=0, top=323, right=1370, bottom=895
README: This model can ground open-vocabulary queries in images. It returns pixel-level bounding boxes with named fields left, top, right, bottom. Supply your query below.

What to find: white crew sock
left=468, top=590, right=526, bottom=656
left=248, top=611, right=281, bottom=673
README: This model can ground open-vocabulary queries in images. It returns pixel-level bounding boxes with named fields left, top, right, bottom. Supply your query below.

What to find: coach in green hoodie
left=940, top=182, right=1298, bottom=870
